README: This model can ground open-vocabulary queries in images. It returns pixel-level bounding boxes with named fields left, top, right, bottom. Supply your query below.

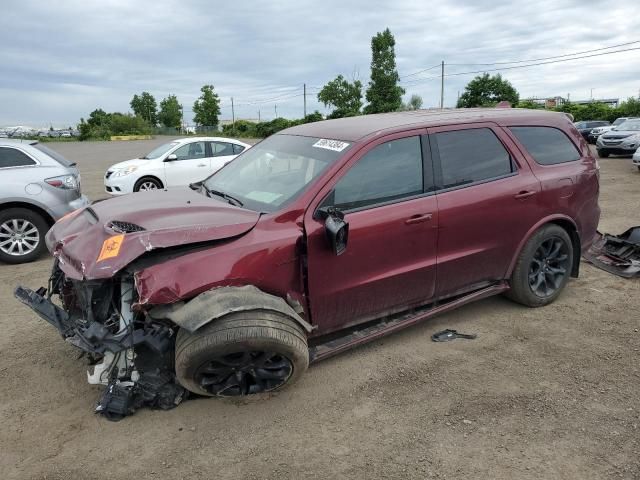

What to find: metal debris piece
left=431, top=329, right=477, bottom=342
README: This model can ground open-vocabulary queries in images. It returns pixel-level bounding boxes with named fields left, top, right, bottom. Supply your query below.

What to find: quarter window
left=510, top=127, right=581, bottom=165
left=232, top=144, right=246, bottom=154
left=435, top=128, right=513, bottom=189
left=331, top=136, right=423, bottom=210
left=0, top=147, right=36, bottom=168
left=172, top=141, right=206, bottom=160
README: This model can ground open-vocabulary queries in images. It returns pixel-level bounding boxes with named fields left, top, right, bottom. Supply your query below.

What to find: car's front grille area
left=107, top=220, right=146, bottom=233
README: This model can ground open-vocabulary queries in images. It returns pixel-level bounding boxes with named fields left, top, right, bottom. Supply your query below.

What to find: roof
left=281, top=108, right=570, bottom=142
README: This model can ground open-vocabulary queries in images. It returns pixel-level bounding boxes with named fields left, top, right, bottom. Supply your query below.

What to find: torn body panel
left=583, top=227, right=640, bottom=278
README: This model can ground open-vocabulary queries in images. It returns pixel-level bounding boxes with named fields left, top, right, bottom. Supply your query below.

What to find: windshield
left=203, top=134, right=351, bottom=213
left=574, top=122, right=586, bottom=129
left=616, top=120, right=640, bottom=131
left=144, top=141, right=179, bottom=159
left=613, top=118, right=626, bottom=126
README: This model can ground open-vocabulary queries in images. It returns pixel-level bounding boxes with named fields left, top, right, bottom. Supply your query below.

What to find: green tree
left=193, top=85, right=221, bottom=126
left=401, top=94, right=423, bottom=111
left=457, top=73, right=519, bottom=108
left=364, top=28, right=405, bottom=114
left=130, top=92, right=157, bottom=125
left=158, top=95, right=183, bottom=128
left=86, top=108, right=110, bottom=127
left=317, top=75, right=363, bottom=118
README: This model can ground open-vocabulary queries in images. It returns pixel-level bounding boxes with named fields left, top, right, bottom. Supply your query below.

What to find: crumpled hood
left=46, top=188, right=260, bottom=280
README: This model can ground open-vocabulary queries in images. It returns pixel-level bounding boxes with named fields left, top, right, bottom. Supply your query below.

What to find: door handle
left=197, top=163, right=207, bottom=167
left=405, top=213, right=433, bottom=225
left=514, top=190, right=536, bottom=200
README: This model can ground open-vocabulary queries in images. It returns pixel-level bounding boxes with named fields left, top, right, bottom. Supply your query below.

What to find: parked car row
left=0, top=128, right=78, bottom=139
left=14, top=108, right=602, bottom=417
left=596, top=118, right=640, bottom=158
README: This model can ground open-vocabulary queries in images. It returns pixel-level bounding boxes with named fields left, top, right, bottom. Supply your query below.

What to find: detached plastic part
left=583, top=226, right=640, bottom=278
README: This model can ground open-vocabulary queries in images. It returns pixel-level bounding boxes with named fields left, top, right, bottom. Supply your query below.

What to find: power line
left=445, top=39, right=640, bottom=66
left=401, top=63, right=441, bottom=79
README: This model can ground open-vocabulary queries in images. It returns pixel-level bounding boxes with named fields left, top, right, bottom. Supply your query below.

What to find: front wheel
left=507, top=225, right=574, bottom=307
left=175, top=311, right=309, bottom=396
left=133, top=176, right=163, bottom=192
left=597, top=150, right=610, bottom=158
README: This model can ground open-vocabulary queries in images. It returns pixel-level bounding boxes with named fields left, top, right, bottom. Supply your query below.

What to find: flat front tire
left=175, top=311, right=309, bottom=397
left=506, top=224, right=574, bottom=307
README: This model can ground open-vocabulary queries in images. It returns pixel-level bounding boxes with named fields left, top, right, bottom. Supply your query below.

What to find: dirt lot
left=1, top=139, right=639, bottom=479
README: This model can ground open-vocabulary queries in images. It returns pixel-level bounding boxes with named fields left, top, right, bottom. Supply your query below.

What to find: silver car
left=0, top=139, right=89, bottom=263
left=596, top=119, right=640, bottom=158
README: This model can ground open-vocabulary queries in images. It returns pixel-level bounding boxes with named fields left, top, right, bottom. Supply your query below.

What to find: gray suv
left=0, top=140, right=89, bottom=264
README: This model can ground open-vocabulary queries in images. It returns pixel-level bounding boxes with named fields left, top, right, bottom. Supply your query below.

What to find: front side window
left=435, top=128, right=512, bottom=189
left=0, top=147, right=36, bottom=168
left=203, top=134, right=350, bottom=213
left=330, top=136, right=423, bottom=210
left=510, top=126, right=581, bottom=165
left=173, top=141, right=206, bottom=160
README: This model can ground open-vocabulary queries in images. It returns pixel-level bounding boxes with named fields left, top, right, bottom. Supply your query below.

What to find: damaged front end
left=15, top=260, right=185, bottom=420
left=583, top=226, right=640, bottom=278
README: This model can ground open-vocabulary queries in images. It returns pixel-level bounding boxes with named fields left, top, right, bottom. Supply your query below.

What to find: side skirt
left=308, top=282, right=509, bottom=363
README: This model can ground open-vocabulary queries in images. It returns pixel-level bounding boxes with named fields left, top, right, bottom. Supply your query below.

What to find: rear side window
left=435, top=128, right=513, bottom=189
left=232, top=144, right=245, bottom=154
left=510, top=127, right=581, bottom=165
left=331, top=136, right=423, bottom=210
left=0, top=147, right=36, bottom=168
left=211, top=142, right=235, bottom=157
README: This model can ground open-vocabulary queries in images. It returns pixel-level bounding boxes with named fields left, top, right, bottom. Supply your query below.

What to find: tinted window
left=331, top=136, right=423, bottom=210
left=232, top=144, right=245, bottom=154
left=173, top=141, right=206, bottom=160
left=435, top=128, right=512, bottom=189
left=0, top=147, right=36, bottom=168
left=211, top=142, right=235, bottom=157
left=510, top=127, right=581, bottom=165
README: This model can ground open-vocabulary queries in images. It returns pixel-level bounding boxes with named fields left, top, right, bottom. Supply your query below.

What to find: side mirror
left=319, top=206, right=349, bottom=256
left=165, top=153, right=178, bottom=162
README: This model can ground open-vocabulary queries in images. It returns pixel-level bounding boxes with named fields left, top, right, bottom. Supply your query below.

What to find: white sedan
left=104, top=137, right=251, bottom=195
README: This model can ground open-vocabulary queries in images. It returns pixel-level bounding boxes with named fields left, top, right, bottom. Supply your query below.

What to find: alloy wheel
left=528, top=236, right=570, bottom=297
left=138, top=181, right=158, bottom=191
left=0, top=219, right=40, bottom=256
left=195, top=350, right=293, bottom=396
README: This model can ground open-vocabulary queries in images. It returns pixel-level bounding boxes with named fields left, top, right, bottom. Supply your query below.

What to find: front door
left=304, top=131, right=439, bottom=335
left=164, top=141, right=210, bottom=187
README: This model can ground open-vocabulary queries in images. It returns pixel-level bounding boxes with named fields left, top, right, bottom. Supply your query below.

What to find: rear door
left=304, top=130, right=439, bottom=335
left=209, top=141, right=238, bottom=174
left=164, top=141, right=209, bottom=186
left=428, top=123, right=544, bottom=298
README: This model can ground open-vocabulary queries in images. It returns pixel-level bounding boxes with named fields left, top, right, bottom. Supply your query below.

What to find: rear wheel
left=507, top=225, right=573, bottom=307
left=133, top=176, right=163, bottom=192
left=175, top=311, right=309, bottom=396
left=597, top=150, right=610, bottom=158
left=0, top=208, right=49, bottom=264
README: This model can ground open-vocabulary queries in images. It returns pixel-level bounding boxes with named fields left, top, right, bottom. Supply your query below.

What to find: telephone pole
left=231, top=97, right=235, bottom=134
left=303, top=83, right=307, bottom=118
left=258, top=110, right=261, bottom=122
left=274, top=104, right=278, bottom=118
left=440, top=60, right=445, bottom=109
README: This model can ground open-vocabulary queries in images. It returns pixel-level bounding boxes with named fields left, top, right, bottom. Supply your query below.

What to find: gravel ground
left=1, top=139, right=639, bottom=480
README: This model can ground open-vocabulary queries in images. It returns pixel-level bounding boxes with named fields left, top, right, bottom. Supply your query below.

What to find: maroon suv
left=16, top=108, right=600, bottom=419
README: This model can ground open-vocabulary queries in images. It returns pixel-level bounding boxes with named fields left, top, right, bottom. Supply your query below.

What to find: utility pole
left=440, top=61, right=445, bottom=109
left=590, top=88, right=594, bottom=101
left=258, top=110, right=261, bottom=122
left=231, top=97, right=235, bottom=134
left=303, top=83, right=307, bottom=118
left=275, top=104, right=278, bottom=118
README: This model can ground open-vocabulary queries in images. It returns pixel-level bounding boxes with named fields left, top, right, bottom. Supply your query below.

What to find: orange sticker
left=97, top=234, right=125, bottom=262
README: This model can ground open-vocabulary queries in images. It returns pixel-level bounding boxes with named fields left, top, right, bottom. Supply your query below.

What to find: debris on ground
left=583, top=227, right=640, bottom=278
left=431, top=329, right=477, bottom=342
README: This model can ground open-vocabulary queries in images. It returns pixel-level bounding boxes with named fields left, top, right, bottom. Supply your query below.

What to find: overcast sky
left=1, top=0, right=639, bottom=127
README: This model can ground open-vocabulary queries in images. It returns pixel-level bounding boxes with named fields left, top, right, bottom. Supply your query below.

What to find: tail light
left=45, top=174, right=79, bottom=190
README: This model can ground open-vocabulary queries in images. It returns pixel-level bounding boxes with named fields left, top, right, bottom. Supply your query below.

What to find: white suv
left=104, top=137, right=251, bottom=195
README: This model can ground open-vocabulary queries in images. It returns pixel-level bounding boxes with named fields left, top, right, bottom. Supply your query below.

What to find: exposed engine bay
left=15, top=260, right=185, bottom=421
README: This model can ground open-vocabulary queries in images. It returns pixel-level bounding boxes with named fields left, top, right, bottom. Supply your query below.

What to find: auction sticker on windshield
left=313, top=139, right=350, bottom=152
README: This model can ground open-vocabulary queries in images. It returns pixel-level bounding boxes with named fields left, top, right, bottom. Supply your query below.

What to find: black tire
left=597, top=150, right=610, bottom=158
left=133, top=176, right=163, bottom=192
left=636, top=166, right=640, bottom=172
left=506, top=224, right=574, bottom=307
left=175, top=311, right=309, bottom=396
left=0, top=208, right=49, bottom=264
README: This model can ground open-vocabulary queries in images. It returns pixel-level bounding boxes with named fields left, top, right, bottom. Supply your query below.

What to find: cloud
left=0, top=0, right=638, bottom=126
